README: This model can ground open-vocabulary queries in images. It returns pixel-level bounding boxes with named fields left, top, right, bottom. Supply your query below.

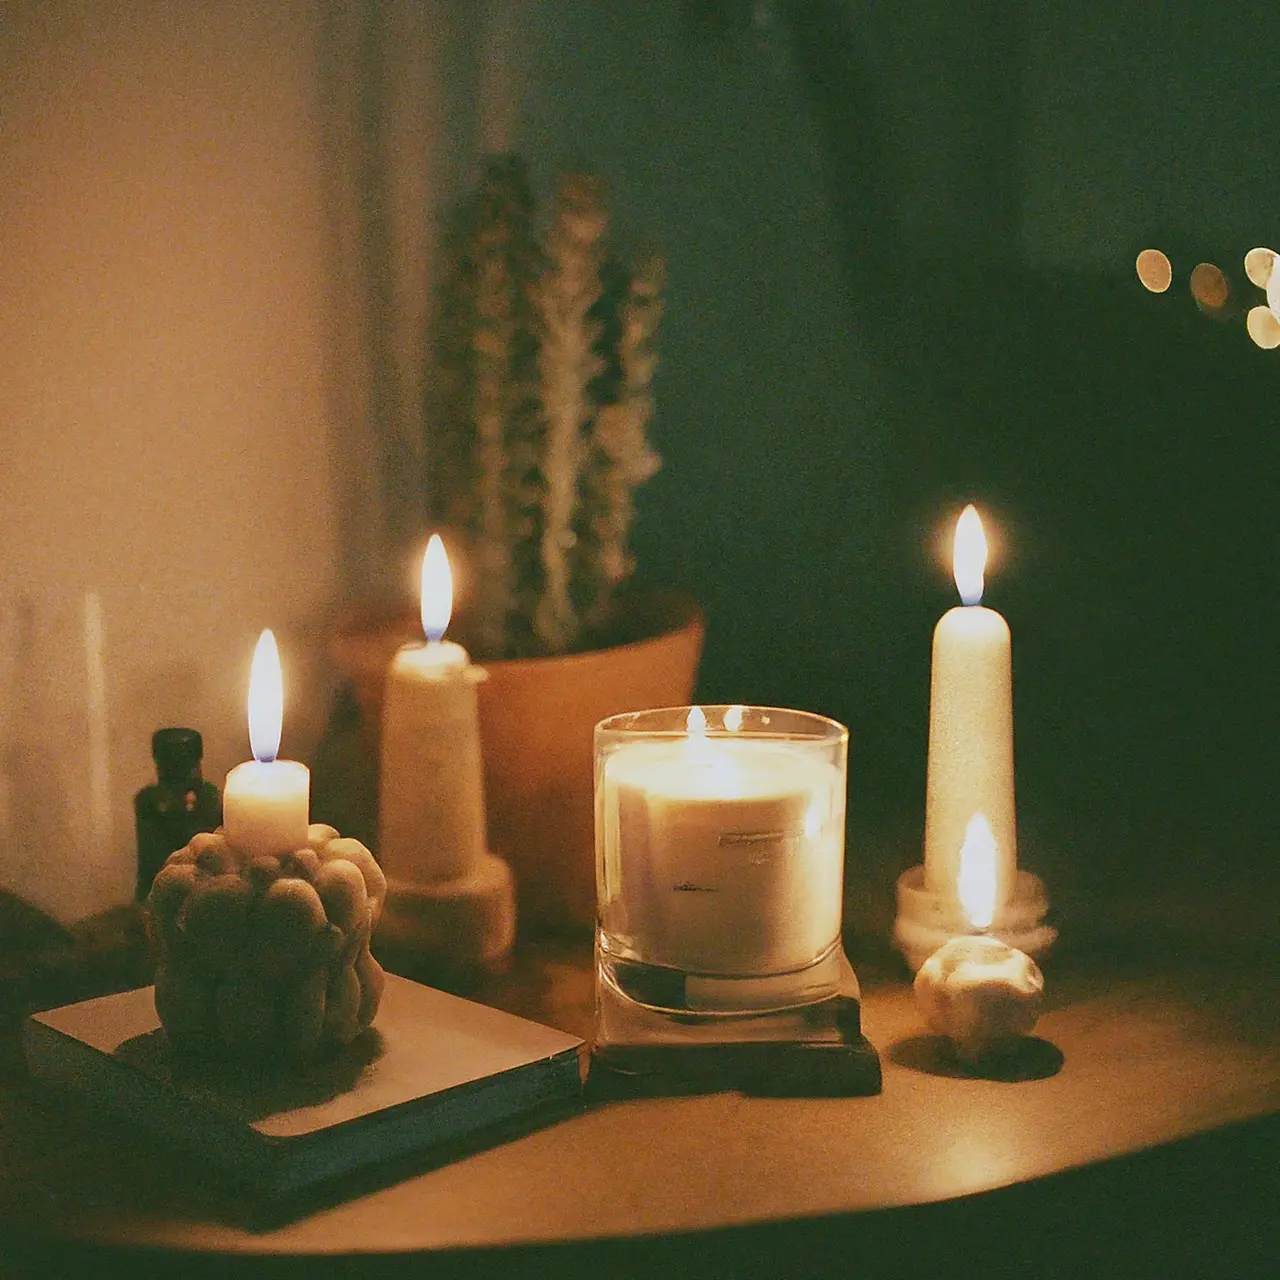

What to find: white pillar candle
left=223, top=629, right=310, bottom=857
left=924, top=505, right=1016, bottom=911
left=378, top=535, right=488, bottom=884
left=600, top=709, right=844, bottom=976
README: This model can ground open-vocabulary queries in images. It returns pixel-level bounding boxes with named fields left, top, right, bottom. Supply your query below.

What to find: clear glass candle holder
left=595, top=705, right=849, bottom=1017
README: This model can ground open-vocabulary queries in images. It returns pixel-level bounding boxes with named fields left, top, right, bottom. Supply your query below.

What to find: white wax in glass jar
left=599, top=736, right=844, bottom=976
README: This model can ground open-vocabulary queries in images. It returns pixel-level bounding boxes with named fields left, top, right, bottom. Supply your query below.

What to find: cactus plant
left=429, top=155, right=664, bottom=659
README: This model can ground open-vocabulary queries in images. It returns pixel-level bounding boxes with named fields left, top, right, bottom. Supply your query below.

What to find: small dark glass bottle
left=134, top=728, right=222, bottom=900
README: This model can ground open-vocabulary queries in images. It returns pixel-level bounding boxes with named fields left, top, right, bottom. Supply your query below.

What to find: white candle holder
left=893, top=864, right=1056, bottom=974
left=590, top=706, right=879, bottom=1095
left=376, top=851, right=516, bottom=983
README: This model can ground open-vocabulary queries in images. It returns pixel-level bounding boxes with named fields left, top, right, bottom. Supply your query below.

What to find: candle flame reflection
left=248, top=629, right=283, bottom=763
left=803, top=799, right=823, bottom=839
left=953, top=505, right=987, bottom=606
left=957, top=812, right=998, bottom=930
left=685, top=705, right=715, bottom=767
left=723, top=704, right=745, bottom=732
left=420, top=534, right=453, bottom=643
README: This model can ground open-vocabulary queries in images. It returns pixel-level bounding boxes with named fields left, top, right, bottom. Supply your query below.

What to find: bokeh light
left=1136, top=248, right=1172, bottom=293
left=1245, top=305, right=1280, bottom=349
left=1243, top=247, right=1276, bottom=290
left=1189, top=262, right=1230, bottom=315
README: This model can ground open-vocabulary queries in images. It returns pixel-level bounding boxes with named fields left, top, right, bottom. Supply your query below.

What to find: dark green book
left=22, top=973, right=583, bottom=1197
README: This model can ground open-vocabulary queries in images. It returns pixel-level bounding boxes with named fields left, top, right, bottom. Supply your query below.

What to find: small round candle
left=914, top=934, right=1044, bottom=1062
left=915, top=815, right=1043, bottom=1060
left=223, top=630, right=310, bottom=857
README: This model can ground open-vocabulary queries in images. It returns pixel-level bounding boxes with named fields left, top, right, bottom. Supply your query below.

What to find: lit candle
left=378, top=534, right=487, bottom=883
left=600, top=707, right=844, bottom=982
left=223, top=630, right=310, bottom=857
left=914, top=813, right=1044, bottom=1061
left=924, top=505, right=1016, bottom=916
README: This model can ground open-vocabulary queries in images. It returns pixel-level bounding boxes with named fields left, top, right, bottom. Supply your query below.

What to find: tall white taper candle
left=923, top=506, right=1016, bottom=912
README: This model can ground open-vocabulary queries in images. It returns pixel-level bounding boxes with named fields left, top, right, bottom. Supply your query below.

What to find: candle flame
left=957, top=812, right=998, bottom=930
left=247, top=629, right=283, bottom=763
left=686, top=705, right=708, bottom=737
left=420, top=534, right=453, bottom=643
left=723, top=704, right=745, bottom=732
left=953, top=505, right=987, bottom=606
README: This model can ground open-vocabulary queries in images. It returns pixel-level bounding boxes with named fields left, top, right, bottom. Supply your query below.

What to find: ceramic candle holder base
left=374, top=850, right=515, bottom=984
left=591, top=945, right=881, bottom=1097
left=892, top=863, right=1056, bottom=973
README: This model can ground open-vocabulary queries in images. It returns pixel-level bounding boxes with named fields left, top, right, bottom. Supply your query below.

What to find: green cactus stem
left=580, top=250, right=665, bottom=632
left=426, top=158, right=662, bottom=659
left=531, top=173, right=607, bottom=655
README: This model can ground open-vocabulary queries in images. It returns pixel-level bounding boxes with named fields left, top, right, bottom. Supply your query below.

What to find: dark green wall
left=509, top=2, right=1279, bottom=896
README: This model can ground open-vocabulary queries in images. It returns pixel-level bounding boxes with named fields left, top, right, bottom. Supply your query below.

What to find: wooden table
left=1, top=926, right=1277, bottom=1278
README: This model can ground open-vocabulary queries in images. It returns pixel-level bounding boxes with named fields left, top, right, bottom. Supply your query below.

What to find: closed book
left=21, top=973, right=583, bottom=1196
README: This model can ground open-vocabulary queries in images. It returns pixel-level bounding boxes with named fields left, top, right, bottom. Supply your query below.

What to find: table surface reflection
left=1, top=922, right=1277, bottom=1274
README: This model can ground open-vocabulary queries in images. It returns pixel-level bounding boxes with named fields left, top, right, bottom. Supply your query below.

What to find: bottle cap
left=151, top=727, right=204, bottom=776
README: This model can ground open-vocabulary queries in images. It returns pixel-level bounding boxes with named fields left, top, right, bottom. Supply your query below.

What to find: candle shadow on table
left=889, top=1034, right=1063, bottom=1082
left=114, top=1028, right=386, bottom=1123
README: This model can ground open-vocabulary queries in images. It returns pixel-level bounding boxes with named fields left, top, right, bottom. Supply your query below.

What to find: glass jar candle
left=595, top=706, right=849, bottom=1015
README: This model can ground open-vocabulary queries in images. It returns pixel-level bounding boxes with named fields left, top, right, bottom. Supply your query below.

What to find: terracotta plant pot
left=330, top=589, right=705, bottom=934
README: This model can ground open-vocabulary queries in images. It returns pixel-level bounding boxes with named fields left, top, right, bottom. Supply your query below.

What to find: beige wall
left=0, top=0, right=566, bottom=922
left=0, top=2, right=348, bottom=920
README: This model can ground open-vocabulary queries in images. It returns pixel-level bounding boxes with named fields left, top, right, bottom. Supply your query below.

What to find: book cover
left=21, top=973, right=584, bottom=1196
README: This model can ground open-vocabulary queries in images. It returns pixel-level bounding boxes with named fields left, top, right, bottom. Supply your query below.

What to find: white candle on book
left=223, top=630, right=310, bottom=857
